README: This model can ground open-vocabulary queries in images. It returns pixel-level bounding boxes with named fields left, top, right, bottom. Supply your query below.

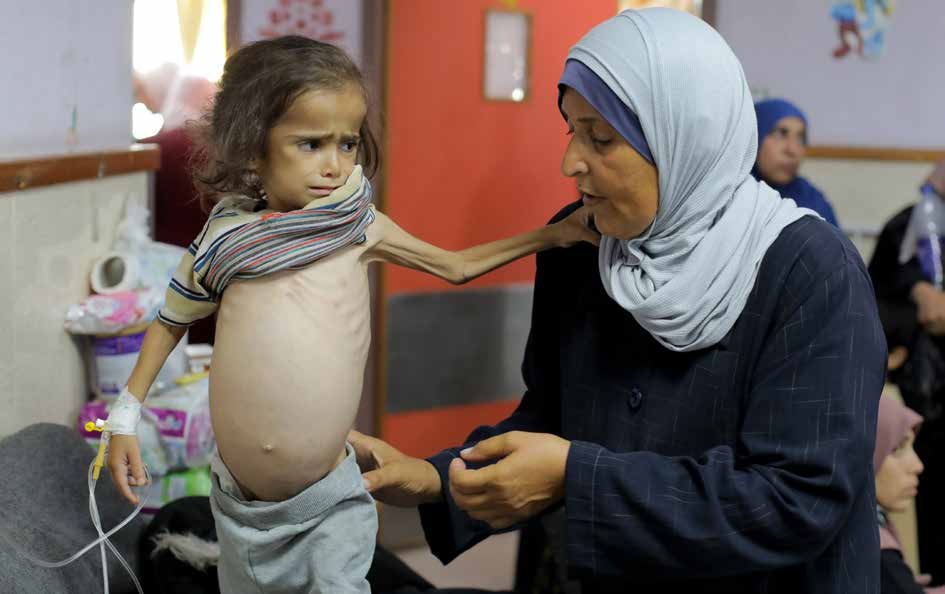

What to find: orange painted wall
left=383, top=0, right=616, bottom=296
left=385, top=399, right=521, bottom=459
left=381, top=1, right=617, bottom=453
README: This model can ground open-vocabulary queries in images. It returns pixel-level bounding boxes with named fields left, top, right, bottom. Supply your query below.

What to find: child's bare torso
left=209, top=215, right=388, bottom=502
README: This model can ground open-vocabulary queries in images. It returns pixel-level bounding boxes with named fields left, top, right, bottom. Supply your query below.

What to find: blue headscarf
left=558, top=60, right=654, bottom=164
left=752, top=98, right=839, bottom=226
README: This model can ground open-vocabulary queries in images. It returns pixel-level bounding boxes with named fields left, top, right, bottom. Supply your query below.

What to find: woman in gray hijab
left=354, top=8, right=886, bottom=593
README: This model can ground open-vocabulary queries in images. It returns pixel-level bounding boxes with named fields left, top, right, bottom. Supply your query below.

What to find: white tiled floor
left=380, top=504, right=519, bottom=591
left=393, top=531, right=519, bottom=591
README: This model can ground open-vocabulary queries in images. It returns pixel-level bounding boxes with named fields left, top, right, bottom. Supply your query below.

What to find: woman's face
left=876, top=430, right=924, bottom=512
left=560, top=88, right=659, bottom=240
left=756, top=116, right=806, bottom=186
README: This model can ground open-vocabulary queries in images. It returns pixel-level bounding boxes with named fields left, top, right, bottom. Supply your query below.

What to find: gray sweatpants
left=209, top=444, right=377, bottom=594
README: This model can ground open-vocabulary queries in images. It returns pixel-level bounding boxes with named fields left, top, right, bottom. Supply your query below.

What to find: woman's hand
left=107, top=434, right=149, bottom=505
left=912, top=281, right=945, bottom=335
left=450, top=431, right=570, bottom=529
left=552, top=206, right=600, bottom=248
left=348, top=430, right=443, bottom=507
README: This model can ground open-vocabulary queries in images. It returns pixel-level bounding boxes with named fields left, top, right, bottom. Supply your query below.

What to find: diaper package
left=143, top=376, right=215, bottom=470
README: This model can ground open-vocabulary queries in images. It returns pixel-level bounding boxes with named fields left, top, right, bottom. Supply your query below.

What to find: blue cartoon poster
left=831, top=0, right=895, bottom=60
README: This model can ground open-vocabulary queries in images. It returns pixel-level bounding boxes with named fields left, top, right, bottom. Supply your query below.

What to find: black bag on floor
left=139, top=496, right=220, bottom=594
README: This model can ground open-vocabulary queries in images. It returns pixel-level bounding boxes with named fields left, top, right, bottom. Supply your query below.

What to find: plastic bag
left=66, top=201, right=184, bottom=334
left=111, top=203, right=185, bottom=292
left=64, top=289, right=164, bottom=335
left=88, top=202, right=184, bottom=295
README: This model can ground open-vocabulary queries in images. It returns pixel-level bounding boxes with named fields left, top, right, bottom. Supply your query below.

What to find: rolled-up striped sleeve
left=157, top=241, right=218, bottom=327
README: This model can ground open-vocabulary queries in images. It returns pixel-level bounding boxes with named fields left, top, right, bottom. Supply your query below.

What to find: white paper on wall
left=483, top=11, right=530, bottom=102
left=240, top=0, right=363, bottom=67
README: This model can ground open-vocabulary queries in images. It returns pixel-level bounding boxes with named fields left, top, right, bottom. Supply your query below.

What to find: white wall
left=0, top=1, right=133, bottom=159
left=1, top=0, right=141, bottom=436
left=801, top=158, right=933, bottom=260
left=715, top=0, right=945, bottom=149
left=0, top=178, right=149, bottom=437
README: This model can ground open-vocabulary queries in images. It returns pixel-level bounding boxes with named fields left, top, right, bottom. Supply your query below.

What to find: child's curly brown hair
left=191, top=36, right=380, bottom=211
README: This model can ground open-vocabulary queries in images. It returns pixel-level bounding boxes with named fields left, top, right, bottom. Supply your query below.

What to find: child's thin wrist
left=107, top=387, right=142, bottom=435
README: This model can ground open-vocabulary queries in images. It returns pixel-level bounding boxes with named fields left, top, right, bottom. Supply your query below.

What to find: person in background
left=869, top=158, right=945, bottom=587
left=875, top=394, right=945, bottom=594
left=752, top=98, right=839, bottom=226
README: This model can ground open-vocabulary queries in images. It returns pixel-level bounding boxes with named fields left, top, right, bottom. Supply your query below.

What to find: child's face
left=258, top=84, right=367, bottom=210
left=876, top=430, right=923, bottom=513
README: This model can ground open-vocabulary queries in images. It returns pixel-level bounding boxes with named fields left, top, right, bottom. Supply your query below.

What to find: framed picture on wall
left=227, top=0, right=364, bottom=67
left=483, top=9, right=531, bottom=102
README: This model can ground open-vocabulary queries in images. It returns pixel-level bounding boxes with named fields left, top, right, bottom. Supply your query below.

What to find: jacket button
left=628, top=387, right=644, bottom=411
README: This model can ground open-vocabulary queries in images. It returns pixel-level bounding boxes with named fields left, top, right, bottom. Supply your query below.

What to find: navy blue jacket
left=419, top=206, right=886, bottom=593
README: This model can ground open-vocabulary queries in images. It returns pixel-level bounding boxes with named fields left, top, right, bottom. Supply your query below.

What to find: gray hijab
left=569, top=8, right=817, bottom=352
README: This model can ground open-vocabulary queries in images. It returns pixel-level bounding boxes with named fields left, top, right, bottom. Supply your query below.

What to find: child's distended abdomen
left=208, top=251, right=372, bottom=502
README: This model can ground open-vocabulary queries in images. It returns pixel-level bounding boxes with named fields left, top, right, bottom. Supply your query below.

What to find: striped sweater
left=158, top=166, right=375, bottom=327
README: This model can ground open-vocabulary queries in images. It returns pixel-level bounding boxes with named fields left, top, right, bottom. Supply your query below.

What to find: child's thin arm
left=108, top=318, right=187, bottom=503
left=369, top=207, right=598, bottom=285
left=126, top=319, right=188, bottom=399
